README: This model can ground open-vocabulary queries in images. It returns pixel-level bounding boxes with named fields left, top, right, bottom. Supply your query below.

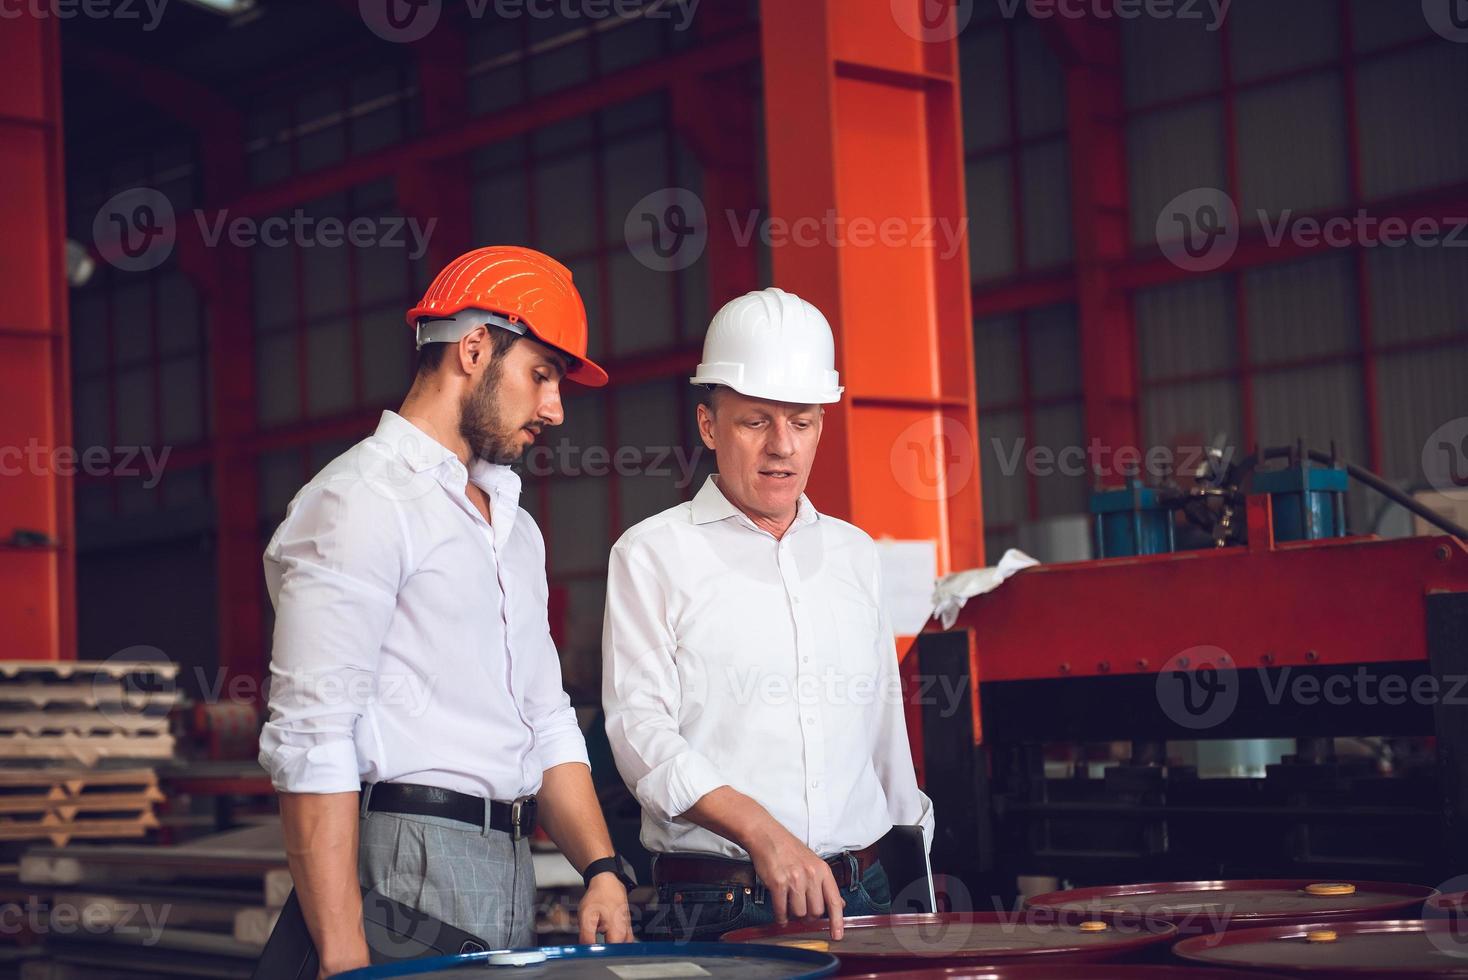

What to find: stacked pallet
left=16, top=824, right=292, bottom=979
left=0, top=769, right=163, bottom=848
left=0, top=660, right=179, bottom=765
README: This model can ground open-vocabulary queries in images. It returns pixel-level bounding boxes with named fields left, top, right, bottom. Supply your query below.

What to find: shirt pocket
left=828, top=588, right=880, bottom=659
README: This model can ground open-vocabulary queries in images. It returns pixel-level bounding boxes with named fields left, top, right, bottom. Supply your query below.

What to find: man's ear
left=459, top=325, right=488, bottom=373
left=695, top=403, right=717, bottom=451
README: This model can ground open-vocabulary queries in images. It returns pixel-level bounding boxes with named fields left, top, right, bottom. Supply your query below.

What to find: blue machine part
left=1090, top=479, right=1175, bottom=557
left=1252, top=462, right=1349, bottom=541
left=333, top=942, right=839, bottom=979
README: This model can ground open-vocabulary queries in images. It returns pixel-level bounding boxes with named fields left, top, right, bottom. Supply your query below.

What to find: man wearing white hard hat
left=602, top=287, right=934, bottom=941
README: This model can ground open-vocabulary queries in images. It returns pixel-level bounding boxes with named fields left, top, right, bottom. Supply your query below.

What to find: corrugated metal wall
left=967, top=0, right=1468, bottom=556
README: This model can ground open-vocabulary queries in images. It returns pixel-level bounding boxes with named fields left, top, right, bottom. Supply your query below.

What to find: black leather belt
left=362, top=782, right=538, bottom=840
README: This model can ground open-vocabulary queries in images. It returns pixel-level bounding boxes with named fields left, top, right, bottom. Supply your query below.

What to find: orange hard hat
left=406, top=246, right=608, bottom=387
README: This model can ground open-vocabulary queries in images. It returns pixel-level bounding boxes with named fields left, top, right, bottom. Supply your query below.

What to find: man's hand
left=746, top=823, right=845, bottom=940
left=578, top=873, right=633, bottom=943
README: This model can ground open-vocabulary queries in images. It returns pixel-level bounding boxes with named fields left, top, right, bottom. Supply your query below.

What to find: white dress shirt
left=602, top=475, right=934, bottom=860
left=259, top=411, right=588, bottom=799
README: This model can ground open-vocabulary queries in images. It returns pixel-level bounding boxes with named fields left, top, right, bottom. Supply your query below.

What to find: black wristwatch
left=582, top=855, right=637, bottom=889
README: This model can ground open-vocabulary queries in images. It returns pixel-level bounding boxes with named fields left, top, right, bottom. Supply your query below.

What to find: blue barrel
left=1252, top=462, right=1348, bottom=541
left=332, top=942, right=839, bottom=978
left=1091, top=481, right=1174, bottom=557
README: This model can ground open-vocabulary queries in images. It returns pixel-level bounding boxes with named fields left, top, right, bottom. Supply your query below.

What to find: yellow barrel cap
left=775, top=939, right=831, bottom=952
left=1305, top=929, right=1339, bottom=943
left=1078, top=920, right=1109, bottom=932
left=1305, top=883, right=1356, bottom=897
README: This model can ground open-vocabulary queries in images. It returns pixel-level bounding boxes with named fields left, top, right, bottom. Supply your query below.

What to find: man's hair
left=415, top=327, right=520, bottom=379
left=697, top=384, right=724, bottom=414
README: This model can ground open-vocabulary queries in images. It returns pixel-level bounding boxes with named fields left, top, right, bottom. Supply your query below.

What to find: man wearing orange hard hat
left=258, top=247, right=634, bottom=977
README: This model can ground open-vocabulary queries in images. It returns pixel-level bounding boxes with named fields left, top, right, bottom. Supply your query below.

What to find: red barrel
left=722, top=912, right=1176, bottom=975
left=843, top=966, right=1291, bottom=979
left=1173, top=919, right=1468, bottom=977
left=1025, top=880, right=1436, bottom=937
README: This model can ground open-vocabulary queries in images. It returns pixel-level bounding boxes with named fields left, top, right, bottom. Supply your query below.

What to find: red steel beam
left=218, top=28, right=759, bottom=220
left=761, top=0, right=984, bottom=781
left=0, top=14, right=73, bottom=660
left=1044, top=8, right=1139, bottom=484
left=759, top=0, right=983, bottom=576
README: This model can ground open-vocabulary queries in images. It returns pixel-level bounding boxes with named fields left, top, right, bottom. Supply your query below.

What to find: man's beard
left=459, top=358, right=530, bottom=465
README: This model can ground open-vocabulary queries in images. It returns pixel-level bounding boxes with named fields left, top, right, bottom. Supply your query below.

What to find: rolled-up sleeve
left=517, top=514, right=590, bottom=776
left=871, top=563, right=936, bottom=852
left=601, top=541, right=727, bottom=823
left=258, top=480, right=407, bottom=794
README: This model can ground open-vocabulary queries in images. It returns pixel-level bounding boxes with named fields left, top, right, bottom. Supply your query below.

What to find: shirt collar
left=690, top=474, right=819, bottom=532
left=373, top=412, right=522, bottom=535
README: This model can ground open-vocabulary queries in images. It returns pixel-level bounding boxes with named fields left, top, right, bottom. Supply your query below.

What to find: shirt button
left=802, top=656, right=810, bottom=664
left=811, top=779, right=821, bottom=789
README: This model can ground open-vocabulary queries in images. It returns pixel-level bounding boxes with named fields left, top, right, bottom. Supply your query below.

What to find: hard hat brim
left=566, top=355, right=609, bottom=387
left=688, top=374, right=842, bottom=405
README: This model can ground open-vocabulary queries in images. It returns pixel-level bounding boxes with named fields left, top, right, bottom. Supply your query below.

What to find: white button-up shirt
left=602, top=475, right=934, bottom=860
left=259, top=411, right=588, bottom=799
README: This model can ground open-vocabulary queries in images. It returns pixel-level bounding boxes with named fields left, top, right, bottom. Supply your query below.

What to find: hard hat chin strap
left=414, top=308, right=528, bottom=350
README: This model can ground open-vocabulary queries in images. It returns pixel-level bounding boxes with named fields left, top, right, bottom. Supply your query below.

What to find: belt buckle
left=510, top=798, right=524, bottom=842
left=509, top=795, right=537, bottom=841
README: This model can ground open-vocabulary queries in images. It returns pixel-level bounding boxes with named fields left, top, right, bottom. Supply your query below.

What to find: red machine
left=915, top=490, right=1468, bottom=896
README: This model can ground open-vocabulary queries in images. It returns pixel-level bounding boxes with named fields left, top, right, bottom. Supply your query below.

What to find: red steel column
left=0, top=14, right=74, bottom=661
left=1045, top=12, right=1139, bottom=482
left=759, top=0, right=983, bottom=575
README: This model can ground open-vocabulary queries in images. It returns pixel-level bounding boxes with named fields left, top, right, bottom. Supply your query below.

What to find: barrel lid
left=723, top=912, right=1175, bottom=963
left=842, top=966, right=1293, bottom=980
left=331, top=942, right=838, bottom=979
left=1174, top=919, right=1468, bottom=975
left=1024, top=879, right=1435, bottom=930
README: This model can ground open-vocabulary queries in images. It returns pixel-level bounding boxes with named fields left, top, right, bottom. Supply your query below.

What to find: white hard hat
left=689, top=287, right=844, bottom=404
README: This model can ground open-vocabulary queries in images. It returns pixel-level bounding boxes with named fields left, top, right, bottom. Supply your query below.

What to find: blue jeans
left=641, top=857, right=893, bottom=941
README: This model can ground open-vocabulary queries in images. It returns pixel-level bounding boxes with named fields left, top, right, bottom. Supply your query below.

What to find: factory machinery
left=917, top=444, right=1468, bottom=900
